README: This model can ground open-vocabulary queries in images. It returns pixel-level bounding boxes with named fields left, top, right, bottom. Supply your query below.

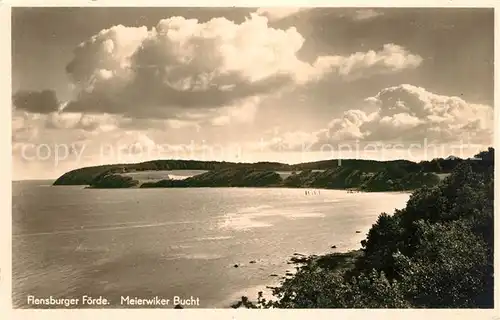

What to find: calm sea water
left=12, top=180, right=410, bottom=308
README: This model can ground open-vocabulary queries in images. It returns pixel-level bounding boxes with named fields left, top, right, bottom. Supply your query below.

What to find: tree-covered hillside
left=53, top=156, right=471, bottom=186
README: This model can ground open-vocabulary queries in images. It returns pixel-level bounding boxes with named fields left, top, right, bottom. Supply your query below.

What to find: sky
left=11, top=7, right=495, bottom=180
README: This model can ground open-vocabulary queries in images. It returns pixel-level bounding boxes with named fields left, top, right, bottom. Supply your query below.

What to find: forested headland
left=54, top=154, right=469, bottom=192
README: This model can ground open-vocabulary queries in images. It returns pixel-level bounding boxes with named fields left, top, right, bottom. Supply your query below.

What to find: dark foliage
left=139, top=168, right=283, bottom=188
left=89, top=174, right=140, bottom=189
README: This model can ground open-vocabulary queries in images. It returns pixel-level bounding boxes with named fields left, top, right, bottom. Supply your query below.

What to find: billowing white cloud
left=64, top=15, right=301, bottom=120
left=311, top=44, right=422, bottom=82
left=321, top=109, right=377, bottom=141
left=361, top=84, right=493, bottom=143
left=262, top=84, right=493, bottom=152
left=62, top=15, right=422, bottom=122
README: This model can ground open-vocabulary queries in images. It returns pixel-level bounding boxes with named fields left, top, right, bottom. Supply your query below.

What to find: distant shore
left=56, top=163, right=448, bottom=192
left=84, top=183, right=416, bottom=194
left=53, top=157, right=460, bottom=188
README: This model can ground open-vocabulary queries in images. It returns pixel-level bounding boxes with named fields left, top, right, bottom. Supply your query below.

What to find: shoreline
left=227, top=249, right=364, bottom=308
left=78, top=184, right=415, bottom=193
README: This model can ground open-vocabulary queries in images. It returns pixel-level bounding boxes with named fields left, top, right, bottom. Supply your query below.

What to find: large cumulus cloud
left=359, top=84, right=493, bottom=143
left=262, top=84, right=493, bottom=152
left=61, top=14, right=422, bottom=121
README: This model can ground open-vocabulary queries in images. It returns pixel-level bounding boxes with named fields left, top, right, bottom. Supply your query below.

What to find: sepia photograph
left=10, top=6, right=495, bottom=310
